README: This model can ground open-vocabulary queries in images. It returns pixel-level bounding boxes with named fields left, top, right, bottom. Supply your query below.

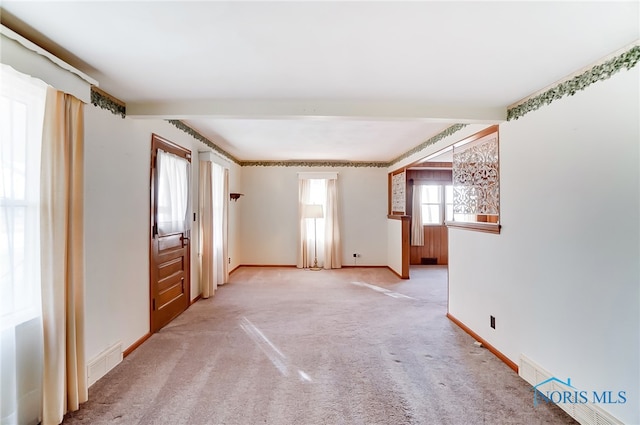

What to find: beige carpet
left=63, top=266, right=575, bottom=424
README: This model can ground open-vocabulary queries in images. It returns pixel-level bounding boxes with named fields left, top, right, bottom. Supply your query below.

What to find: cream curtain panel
left=323, top=178, right=342, bottom=269
left=40, top=87, right=87, bottom=424
left=411, top=185, right=424, bottom=246
left=199, top=161, right=229, bottom=298
left=198, top=161, right=214, bottom=298
left=218, top=167, right=229, bottom=285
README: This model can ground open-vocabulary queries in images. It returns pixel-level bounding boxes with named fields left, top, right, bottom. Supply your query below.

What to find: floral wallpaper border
left=239, top=123, right=471, bottom=168
left=507, top=45, right=640, bottom=121
left=388, top=123, right=468, bottom=166
left=239, top=159, right=389, bottom=168
left=167, top=120, right=240, bottom=165
left=90, top=87, right=126, bottom=118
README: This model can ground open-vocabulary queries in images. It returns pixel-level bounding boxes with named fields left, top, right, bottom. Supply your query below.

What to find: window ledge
left=446, top=221, right=501, bottom=234
left=387, top=215, right=410, bottom=220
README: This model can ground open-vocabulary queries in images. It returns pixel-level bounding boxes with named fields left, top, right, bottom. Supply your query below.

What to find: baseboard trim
left=446, top=313, right=518, bottom=373
left=233, top=264, right=393, bottom=272
left=342, top=265, right=388, bottom=268
left=386, top=266, right=406, bottom=279
left=123, top=332, right=152, bottom=358
left=190, top=294, right=202, bottom=305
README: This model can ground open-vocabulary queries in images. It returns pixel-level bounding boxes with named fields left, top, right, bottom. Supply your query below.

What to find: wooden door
left=150, top=134, right=191, bottom=333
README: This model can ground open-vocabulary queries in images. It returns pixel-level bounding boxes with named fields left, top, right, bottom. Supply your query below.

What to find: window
left=156, top=149, right=190, bottom=235
left=1, top=64, right=47, bottom=425
left=445, top=185, right=454, bottom=223
left=420, top=184, right=453, bottom=225
left=298, top=171, right=341, bottom=270
left=305, top=178, right=327, bottom=257
left=1, top=66, right=46, bottom=328
left=450, top=125, right=500, bottom=233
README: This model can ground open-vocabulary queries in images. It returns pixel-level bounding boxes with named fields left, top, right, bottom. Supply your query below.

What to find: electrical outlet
left=490, top=315, right=496, bottom=329
left=228, top=257, right=231, bottom=264
left=353, top=253, right=357, bottom=257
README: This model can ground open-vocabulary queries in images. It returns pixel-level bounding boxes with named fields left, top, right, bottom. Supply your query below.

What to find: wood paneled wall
left=410, top=226, right=448, bottom=265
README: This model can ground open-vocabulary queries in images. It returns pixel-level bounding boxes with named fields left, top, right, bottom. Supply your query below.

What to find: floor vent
left=87, top=342, right=122, bottom=387
left=519, top=355, right=623, bottom=425
left=420, top=257, right=437, bottom=265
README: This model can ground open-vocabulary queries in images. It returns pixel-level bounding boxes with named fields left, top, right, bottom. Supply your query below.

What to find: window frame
left=0, top=66, right=47, bottom=330
left=447, top=125, right=501, bottom=234
left=420, top=184, right=453, bottom=226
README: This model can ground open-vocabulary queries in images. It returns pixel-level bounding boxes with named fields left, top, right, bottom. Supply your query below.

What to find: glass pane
left=445, top=185, right=453, bottom=221
left=445, top=185, right=453, bottom=203
left=422, top=205, right=440, bottom=224
left=421, top=185, right=441, bottom=203
left=446, top=204, right=453, bottom=222
left=308, top=179, right=326, bottom=205
left=12, top=101, right=27, bottom=201
left=157, top=150, right=190, bottom=235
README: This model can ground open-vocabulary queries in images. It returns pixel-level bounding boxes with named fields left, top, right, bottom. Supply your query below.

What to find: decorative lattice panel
left=452, top=133, right=499, bottom=215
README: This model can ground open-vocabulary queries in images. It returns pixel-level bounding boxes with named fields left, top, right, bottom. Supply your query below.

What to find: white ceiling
left=2, top=1, right=638, bottom=163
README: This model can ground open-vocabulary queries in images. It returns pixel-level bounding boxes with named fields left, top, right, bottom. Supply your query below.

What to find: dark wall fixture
left=230, top=193, right=244, bottom=202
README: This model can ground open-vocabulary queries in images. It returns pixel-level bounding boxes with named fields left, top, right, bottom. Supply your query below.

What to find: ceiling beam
left=127, top=100, right=506, bottom=123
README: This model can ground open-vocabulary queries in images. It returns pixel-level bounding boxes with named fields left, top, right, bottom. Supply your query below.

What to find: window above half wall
left=447, top=125, right=501, bottom=234
left=387, top=124, right=501, bottom=235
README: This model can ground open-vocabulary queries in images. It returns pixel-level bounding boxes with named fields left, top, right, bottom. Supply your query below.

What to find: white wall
left=386, top=219, right=403, bottom=276
left=239, top=166, right=388, bottom=266
left=83, top=106, right=241, bottom=362
left=448, top=66, right=639, bottom=424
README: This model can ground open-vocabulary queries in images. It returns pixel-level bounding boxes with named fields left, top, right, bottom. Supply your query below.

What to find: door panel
left=150, top=134, right=191, bottom=333
left=158, top=234, right=183, bottom=251
left=158, top=257, right=184, bottom=281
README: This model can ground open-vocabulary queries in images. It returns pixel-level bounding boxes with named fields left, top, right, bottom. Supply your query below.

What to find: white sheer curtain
left=323, top=178, right=341, bottom=269
left=211, top=163, right=228, bottom=286
left=157, top=150, right=190, bottom=235
left=411, top=184, right=424, bottom=246
left=0, top=64, right=47, bottom=425
left=199, top=160, right=228, bottom=298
